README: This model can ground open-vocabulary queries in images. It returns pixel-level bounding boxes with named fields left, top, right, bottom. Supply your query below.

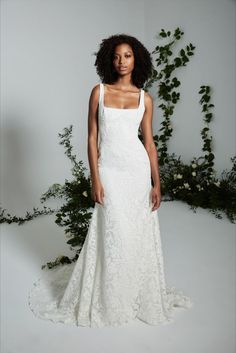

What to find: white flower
left=82, top=191, right=88, bottom=197
left=192, top=171, right=196, bottom=176
left=177, top=174, right=182, bottom=179
left=78, top=180, right=81, bottom=184
left=168, top=124, right=172, bottom=130
left=184, top=183, right=190, bottom=188
left=191, top=163, right=197, bottom=169
left=214, top=181, right=220, bottom=187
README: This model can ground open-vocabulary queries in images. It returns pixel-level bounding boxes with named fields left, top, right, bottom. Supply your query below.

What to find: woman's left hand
left=151, top=185, right=162, bottom=211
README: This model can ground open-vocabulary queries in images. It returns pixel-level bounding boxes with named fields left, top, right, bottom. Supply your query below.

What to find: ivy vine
left=1, top=27, right=235, bottom=270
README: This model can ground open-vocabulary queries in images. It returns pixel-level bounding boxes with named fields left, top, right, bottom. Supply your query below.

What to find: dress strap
left=99, top=83, right=104, bottom=108
left=139, top=88, right=145, bottom=110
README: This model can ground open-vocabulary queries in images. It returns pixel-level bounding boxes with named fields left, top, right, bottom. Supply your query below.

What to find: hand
left=91, top=179, right=105, bottom=205
left=151, top=186, right=161, bottom=211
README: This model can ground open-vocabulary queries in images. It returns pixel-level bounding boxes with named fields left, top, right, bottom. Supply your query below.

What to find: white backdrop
left=1, top=2, right=236, bottom=353
left=1, top=0, right=235, bottom=211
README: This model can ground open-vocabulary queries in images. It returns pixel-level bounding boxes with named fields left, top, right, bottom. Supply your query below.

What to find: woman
left=89, top=35, right=161, bottom=212
left=28, top=34, right=193, bottom=328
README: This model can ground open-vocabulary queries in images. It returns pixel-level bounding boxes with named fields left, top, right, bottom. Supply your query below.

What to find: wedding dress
left=28, top=83, right=193, bottom=328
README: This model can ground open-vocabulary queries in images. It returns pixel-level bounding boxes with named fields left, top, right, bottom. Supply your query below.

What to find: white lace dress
left=28, top=83, right=193, bottom=328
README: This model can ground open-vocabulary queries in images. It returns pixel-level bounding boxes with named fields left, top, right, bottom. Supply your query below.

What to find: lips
left=119, top=67, right=127, bottom=70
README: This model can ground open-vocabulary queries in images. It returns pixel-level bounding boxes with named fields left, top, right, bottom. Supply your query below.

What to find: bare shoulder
left=143, top=90, right=153, bottom=110
left=90, top=83, right=100, bottom=98
left=89, top=83, right=101, bottom=107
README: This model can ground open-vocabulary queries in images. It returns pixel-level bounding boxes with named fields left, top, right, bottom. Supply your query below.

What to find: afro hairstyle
left=94, top=33, right=154, bottom=88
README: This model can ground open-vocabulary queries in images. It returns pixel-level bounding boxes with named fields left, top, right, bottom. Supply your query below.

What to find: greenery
left=140, top=27, right=235, bottom=222
left=1, top=27, right=235, bottom=269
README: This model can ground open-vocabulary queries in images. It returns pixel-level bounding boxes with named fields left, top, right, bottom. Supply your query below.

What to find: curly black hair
left=94, top=33, right=154, bottom=88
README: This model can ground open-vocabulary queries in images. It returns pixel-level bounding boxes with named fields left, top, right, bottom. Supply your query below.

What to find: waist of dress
left=98, top=139, right=150, bottom=167
left=99, top=134, right=141, bottom=145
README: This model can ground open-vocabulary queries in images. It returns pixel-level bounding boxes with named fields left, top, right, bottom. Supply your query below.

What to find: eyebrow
left=114, top=51, right=132, bottom=55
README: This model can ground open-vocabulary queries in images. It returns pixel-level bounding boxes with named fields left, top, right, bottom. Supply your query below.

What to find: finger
left=100, top=192, right=104, bottom=205
left=155, top=198, right=161, bottom=209
left=95, top=194, right=101, bottom=205
left=152, top=200, right=158, bottom=211
left=152, top=195, right=157, bottom=206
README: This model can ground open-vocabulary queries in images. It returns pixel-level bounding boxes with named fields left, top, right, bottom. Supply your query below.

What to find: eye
left=113, top=54, right=131, bottom=59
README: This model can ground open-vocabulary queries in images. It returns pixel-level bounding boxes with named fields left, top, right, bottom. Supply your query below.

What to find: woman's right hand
left=91, top=179, right=105, bottom=205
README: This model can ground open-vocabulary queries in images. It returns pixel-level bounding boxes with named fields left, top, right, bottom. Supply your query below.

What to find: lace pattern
left=28, top=83, right=193, bottom=327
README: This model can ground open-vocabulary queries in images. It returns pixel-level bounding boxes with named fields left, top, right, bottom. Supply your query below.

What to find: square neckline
left=101, top=83, right=142, bottom=111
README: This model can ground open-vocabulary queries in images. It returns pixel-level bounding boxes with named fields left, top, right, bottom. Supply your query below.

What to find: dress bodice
left=97, top=83, right=149, bottom=170
left=98, top=83, right=145, bottom=142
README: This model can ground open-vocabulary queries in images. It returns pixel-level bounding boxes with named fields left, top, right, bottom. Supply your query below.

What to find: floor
left=1, top=200, right=235, bottom=353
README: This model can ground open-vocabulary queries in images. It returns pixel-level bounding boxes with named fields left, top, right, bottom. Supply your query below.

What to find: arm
left=87, top=84, right=104, bottom=204
left=140, top=92, right=161, bottom=210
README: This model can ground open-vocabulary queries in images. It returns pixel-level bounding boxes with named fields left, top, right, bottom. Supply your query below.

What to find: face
left=112, top=43, right=135, bottom=76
